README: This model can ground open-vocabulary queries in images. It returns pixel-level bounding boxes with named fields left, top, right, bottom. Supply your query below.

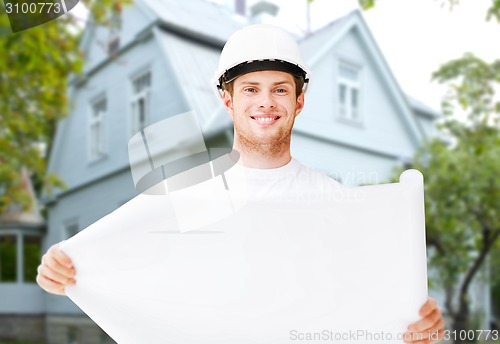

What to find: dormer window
left=337, top=62, right=362, bottom=122
left=89, top=96, right=106, bottom=161
left=107, top=36, right=120, bottom=56
left=130, top=70, right=151, bottom=135
left=107, top=11, right=121, bottom=56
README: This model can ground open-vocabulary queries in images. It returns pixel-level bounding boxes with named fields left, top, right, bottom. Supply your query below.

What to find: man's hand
left=36, top=243, right=76, bottom=295
left=405, top=298, right=445, bottom=343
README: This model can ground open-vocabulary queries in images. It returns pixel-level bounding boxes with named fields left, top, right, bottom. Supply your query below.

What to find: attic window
left=337, top=62, right=362, bottom=122
left=89, top=97, right=107, bottom=161
left=130, top=70, right=151, bottom=135
left=107, top=10, right=121, bottom=56
left=108, top=36, right=120, bottom=56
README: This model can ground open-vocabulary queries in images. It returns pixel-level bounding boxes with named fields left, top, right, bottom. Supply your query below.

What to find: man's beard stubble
left=234, top=123, right=293, bottom=160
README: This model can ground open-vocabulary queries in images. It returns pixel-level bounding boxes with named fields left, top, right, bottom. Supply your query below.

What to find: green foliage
left=0, top=0, right=129, bottom=214
left=488, top=0, right=500, bottom=23
left=394, top=52, right=500, bottom=327
left=432, top=52, right=500, bottom=125
left=358, top=0, right=375, bottom=10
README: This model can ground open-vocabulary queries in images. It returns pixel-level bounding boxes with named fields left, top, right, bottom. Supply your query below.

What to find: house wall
left=50, top=36, right=190, bottom=193
left=291, top=132, right=399, bottom=186
left=298, top=27, right=418, bottom=168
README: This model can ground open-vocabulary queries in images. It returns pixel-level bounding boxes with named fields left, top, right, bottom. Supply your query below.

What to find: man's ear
left=295, top=92, right=305, bottom=117
left=222, top=90, right=234, bottom=118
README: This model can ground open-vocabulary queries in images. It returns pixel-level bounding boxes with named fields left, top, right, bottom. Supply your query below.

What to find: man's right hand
left=36, top=243, right=76, bottom=295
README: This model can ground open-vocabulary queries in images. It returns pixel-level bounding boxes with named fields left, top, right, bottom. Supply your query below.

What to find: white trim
left=335, top=59, right=364, bottom=124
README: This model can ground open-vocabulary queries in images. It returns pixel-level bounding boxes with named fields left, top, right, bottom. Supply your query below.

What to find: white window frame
left=336, top=60, right=363, bottom=123
left=89, top=95, right=107, bottom=161
left=129, top=68, right=151, bottom=136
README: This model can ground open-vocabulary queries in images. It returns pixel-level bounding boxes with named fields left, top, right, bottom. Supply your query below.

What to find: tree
left=0, top=0, right=129, bottom=215
left=396, top=53, right=500, bottom=342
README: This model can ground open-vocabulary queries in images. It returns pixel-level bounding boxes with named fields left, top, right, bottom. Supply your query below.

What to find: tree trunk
left=450, top=228, right=499, bottom=344
left=452, top=294, right=470, bottom=344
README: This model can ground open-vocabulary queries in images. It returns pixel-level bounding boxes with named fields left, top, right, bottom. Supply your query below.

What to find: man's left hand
left=404, top=298, right=445, bottom=343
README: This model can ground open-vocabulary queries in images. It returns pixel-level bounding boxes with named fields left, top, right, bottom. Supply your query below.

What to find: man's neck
left=233, top=143, right=292, bottom=169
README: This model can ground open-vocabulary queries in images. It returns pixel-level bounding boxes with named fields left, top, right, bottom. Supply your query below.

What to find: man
left=37, top=24, right=445, bottom=343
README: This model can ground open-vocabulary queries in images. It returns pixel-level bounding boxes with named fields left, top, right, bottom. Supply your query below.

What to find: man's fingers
left=418, top=298, right=438, bottom=318
left=405, top=318, right=445, bottom=344
left=48, top=244, right=73, bottom=268
left=41, top=253, right=75, bottom=280
left=408, top=307, right=442, bottom=333
left=37, top=264, right=75, bottom=286
left=36, top=274, right=66, bottom=295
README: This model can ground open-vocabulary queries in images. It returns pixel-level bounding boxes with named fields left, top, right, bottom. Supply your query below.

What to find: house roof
left=406, top=95, right=442, bottom=119
left=139, top=0, right=244, bottom=46
left=0, top=169, right=45, bottom=227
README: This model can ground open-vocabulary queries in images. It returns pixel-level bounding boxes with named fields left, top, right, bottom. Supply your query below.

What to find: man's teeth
left=254, top=117, right=277, bottom=123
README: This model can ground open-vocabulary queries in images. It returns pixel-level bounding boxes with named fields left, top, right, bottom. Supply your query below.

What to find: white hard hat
left=212, top=24, right=311, bottom=99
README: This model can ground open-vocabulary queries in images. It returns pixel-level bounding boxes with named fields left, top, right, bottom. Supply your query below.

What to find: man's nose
left=258, top=91, right=277, bottom=109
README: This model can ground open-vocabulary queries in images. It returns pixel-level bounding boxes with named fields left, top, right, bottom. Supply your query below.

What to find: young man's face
left=223, top=70, right=305, bottom=154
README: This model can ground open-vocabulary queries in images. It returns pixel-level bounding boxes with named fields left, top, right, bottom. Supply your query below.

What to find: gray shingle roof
left=142, top=0, right=244, bottom=46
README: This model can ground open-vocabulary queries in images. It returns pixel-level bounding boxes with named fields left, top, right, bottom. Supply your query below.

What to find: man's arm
left=405, top=298, right=445, bottom=343
left=36, top=243, right=76, bottom=295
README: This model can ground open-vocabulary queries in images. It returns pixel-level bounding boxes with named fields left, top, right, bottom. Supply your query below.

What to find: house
left=0, top=0, right=490, bottom=342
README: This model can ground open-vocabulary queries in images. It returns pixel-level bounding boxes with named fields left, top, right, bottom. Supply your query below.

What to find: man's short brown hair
left=222, top=75, right=305, bottom=99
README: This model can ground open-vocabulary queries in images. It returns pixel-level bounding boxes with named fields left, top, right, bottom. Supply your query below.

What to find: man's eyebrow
left=238, top=80, right=293, bottom=86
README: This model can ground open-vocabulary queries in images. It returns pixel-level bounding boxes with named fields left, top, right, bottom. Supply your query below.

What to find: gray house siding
left=50, top=37, right=190, bottom=194
left=291, top=133, right=400, bottom=186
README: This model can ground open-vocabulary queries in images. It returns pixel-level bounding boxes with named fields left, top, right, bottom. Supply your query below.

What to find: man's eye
left=275, top=88, right=287, bottom=93
left=244, top=88, right=257, bottom=93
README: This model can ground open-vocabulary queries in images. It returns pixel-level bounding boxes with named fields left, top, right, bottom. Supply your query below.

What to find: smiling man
left=37, top=24, right=445, bottom=343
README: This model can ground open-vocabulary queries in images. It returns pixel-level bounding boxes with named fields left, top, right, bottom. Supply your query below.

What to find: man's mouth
left=250, top=115, right=281, bottom=125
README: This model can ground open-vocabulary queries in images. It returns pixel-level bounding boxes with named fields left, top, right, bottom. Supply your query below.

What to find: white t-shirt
left=225, top=157, right=343, bottom=204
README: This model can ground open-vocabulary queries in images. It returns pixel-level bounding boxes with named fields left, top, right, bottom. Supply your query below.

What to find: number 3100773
left=5, top=2, right=62, bottom=14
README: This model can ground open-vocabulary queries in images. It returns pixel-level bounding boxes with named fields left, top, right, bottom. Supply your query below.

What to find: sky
left=239, top=0, right=500, bottom=114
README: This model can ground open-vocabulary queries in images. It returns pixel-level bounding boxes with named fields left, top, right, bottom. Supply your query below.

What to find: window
left=23, top=235, right=41, bottom=283
left=130, top=70, right=151, bottom=135
left=107, top=11, right=121, bottom=56
left=0, top=233, right=41, bottom=283
left=0, top=235, right=17, bottom=282
left=337, top=62, right=361, bottom=121
left=90, top=97, right=106, bottom=160
left=67, top=326, right=80, bottom=344
left=108, top=36, right=120, bottom=56
left=64, top=221, right=80, bottom=239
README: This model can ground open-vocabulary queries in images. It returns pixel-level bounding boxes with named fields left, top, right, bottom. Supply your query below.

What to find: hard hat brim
left=219, top=59, right=309, bottom=87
